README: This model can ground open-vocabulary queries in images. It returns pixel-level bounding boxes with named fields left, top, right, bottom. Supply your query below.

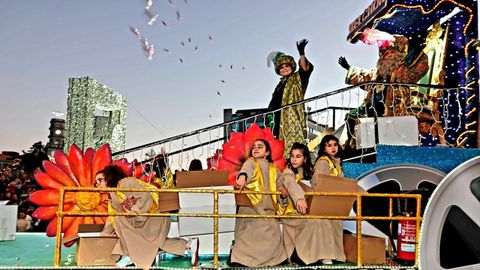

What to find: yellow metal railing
left=54, top=187, right=422, bottom=268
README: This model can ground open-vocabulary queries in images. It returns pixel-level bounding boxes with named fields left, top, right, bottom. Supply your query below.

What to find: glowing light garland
left=347, top=0, right=474, bottom=42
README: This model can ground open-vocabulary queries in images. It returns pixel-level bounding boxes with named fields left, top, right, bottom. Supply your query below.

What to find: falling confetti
left=220, top=80, right=226, bottom=83
left=176, top=10, right=181, bottom=21
left=218, top=64, right=222, bottom=68
left=161, top=20, right=168, bottom=28
left=179, top=58, right=184, bottom=63
left=184, top=0, right=188, bottom=4
left=193, top=45, right=198, bottom=52
left=230, top=64, right=233, bottom=69
left=242, top=66, right=245, bottom=70
left=129, top=26, right=142, bottom=40
left=147, top=44, right=155, bottom=60
left=144, top=9, right=159, bottom=25
left=142, top=38, right=150, bottom=51
left=168, top=0, right=175, bottom=7
left=138, top=36, right=154, bottom=60
left=216, top=90, right=221, bottom=96
left=188, top=37, right=192, bottom=43
left=181, top=41, right=186, bottom=47
left=146, top=0, right=153, bottom=9
left=162, top=48, right=171, bottom=53
left=209, top=114, right=212, bottom=118
left=208, top=35, right=214, bottom=41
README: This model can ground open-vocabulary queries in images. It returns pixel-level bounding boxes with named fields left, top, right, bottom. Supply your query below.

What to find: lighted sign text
left=348, top=0, right=388, bottom=39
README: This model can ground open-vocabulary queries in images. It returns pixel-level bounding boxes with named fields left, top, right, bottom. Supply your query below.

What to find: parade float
left=0, top=0, right=478, bottom=269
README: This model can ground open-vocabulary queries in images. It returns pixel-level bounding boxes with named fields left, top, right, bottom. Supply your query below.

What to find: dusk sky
left=0, top=0, right=381, bottom=153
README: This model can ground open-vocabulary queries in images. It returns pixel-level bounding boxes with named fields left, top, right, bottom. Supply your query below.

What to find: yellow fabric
left=279, top=72, right=308, bottom=156
left=107, top=201, right=116, bottom=228
left=244, top=158, right=280, bottom=213
left=319, top=156, right=342, bottom=176
left=268, top=163, right=283, bottom=215
left=161, top=169, right=176, bottom=189
left=107, top=178, right=160, bottom=227
left=280, top=173, right=302, bottom=215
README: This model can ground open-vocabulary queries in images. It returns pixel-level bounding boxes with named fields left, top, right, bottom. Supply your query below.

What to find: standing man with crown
left=267, top=39, right=314, bottom=157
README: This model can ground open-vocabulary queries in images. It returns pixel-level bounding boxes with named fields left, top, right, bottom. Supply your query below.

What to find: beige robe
left=103, top=177, right=186, bottom=269
left=231, top=158, right=288, bottom=267
left=281, top=167, right=318, bottom=264
left=309, top=157, right=346, bottom=262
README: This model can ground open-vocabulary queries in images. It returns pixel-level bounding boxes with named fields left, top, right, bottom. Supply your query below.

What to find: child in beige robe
left=96, top=165, right=198, bottom=269
left=231, top=139, right=287, bottom=267
left=311, top=135, right=347, bottom=263
left=281, top=142, right=339, bottom=265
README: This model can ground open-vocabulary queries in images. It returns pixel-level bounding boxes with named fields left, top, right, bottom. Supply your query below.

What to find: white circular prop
left=345, top=164, right=445, bottom=237
left=419, top=156, right=480, bottom=270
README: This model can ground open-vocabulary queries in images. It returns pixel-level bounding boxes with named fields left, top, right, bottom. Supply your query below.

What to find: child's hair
left=287, top=142, right=313, bottom=180
left=97, top=165, right=128, bottom=188
left=317, top=134, right=342, bottom=159
left=250, top=139, right=273, bottom=163
left=188, top=159, right=203, bottom=171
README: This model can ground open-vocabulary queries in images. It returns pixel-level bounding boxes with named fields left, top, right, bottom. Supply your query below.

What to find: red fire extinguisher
left=397, top=212, right=416, bottom=266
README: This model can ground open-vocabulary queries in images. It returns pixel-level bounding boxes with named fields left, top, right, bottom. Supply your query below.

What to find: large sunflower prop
left=29, top=144, right=133, bottom=246
left=213, top=123, right=286, bottom=185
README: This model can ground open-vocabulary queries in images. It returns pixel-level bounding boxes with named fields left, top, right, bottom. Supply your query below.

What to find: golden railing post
left=213, top=190, right=219, bottom=268
left=356, top=194, right=363, bottom=267
left=389, top=197, right=393, bottom=258
left=54, top=187, right=65, bottom=267
left=389, top=197, right=393, bottom=218
left=415, top=195, right=422, bottom=267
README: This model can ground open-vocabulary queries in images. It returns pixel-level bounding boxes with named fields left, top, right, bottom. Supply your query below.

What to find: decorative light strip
left=465, top=121, right=477, bottom=129
left=466, top=93, right=477, bottom=103
left=466, top=80, right=477, bottom=87
left=464, top=39, right=476, bottom=59
left=456, top=129, right=476, bottom=145
left=466, top=107, right=477, bottom=117
left=465, top=66, right=477, bottom=79
left=349, top=0, right=474, bottom=41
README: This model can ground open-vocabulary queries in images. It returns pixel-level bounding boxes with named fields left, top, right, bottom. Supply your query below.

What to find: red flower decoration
left=29, top=144, right=134, bottom=246
left=213, top=123, right=285, bottom=185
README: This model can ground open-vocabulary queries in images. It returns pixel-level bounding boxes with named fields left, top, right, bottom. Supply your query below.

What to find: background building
left=45, top=118, right=66, bottom=156
left=64, top=77, right=127, bottom=152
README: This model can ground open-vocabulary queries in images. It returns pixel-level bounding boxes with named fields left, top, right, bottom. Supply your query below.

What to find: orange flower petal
left=34, top=172, right=64, bottom=190
left=42, top=161, right=78, bottom=187
left=134, top=163, right=145, bottom=178
left=30, top=190, right=75, bottom=206
left=84, top=216, right=94, bottom=224
left=93, top=216, right=106, bottom=224
left=92, top=144, right=112, bottom=180
left=222, top=143, right=244, bottom=165
left=69, top=144, right=92, bottom=187
left=83, top=148, right=94, bottom=186
left=243, top=123, right=265, bottom=149
left=53, top=150, right=79, bottom=186
left=32, top=204, right=75, bottom=220
left=64, top=217, right=85, bottom=247
left=227, top=170, right=238, bottom=186
left=46, top=216, right=77, bottom=237
left=32, top=206, right=58, bottom=220
left=113, top=158, right=133, bottom=176
left=269, top=140, right=285, bottom=161
left=263, top=127, right=275, bottom=141
left=274, top=158, right=286, bottom=172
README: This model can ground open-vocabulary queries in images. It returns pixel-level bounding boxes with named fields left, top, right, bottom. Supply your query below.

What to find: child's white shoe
left=322, top=259, right=333, bottom=265
left=115, top=256, right=133, bottom=268
left=187, top=237, right=199, bottom=266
